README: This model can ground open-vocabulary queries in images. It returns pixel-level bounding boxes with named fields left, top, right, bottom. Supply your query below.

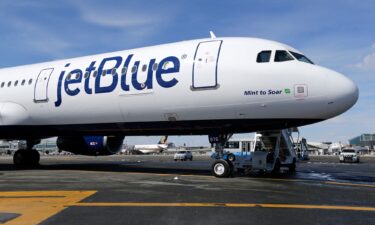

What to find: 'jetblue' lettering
left=95, top=56, right=122, bottom=94
left=156, top=56, right=180, bottom=88
left=54, top=55, right=180, bottom=107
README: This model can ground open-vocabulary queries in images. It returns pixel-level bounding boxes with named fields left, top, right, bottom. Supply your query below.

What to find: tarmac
left=0, top=154, right=374, bottom=225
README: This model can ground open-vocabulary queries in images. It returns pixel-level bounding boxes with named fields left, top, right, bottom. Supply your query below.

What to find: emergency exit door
left=192, top=40, right=222, bottom=89
left=34, top=68, right=54, bottom=102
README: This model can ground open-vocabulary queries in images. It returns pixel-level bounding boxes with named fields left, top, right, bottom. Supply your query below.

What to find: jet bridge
left=211, top=129, right=297, bottom=177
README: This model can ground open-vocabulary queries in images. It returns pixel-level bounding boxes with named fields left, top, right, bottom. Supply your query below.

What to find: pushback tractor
left=210, top=129, right=297, bottom=178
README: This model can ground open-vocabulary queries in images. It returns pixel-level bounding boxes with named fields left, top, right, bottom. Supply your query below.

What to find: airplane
left=131, top=136, right=175, bottom=154
left=0, top=33, right=358, bottom=173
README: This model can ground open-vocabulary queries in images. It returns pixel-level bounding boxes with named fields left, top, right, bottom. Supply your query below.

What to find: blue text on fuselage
left=54, top=54, right=180, bottom=107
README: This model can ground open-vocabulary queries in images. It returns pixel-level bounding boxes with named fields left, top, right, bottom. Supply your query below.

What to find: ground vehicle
left=211, top=130, right=297, bottom=177
left=339, top=149, right=360, bottom=163
left=174, top=151, right=193, bottom=161
left=211, top=139, right=254, bottom=161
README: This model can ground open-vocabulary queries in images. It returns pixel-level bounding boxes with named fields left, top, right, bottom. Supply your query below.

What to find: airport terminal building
left=349, top=134, right=375, bottom=150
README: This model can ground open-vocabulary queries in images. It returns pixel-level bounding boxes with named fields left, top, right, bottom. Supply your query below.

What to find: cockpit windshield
left=289, top=51, right=314, bottom=64
left=274, top=50, right=294, bottom=62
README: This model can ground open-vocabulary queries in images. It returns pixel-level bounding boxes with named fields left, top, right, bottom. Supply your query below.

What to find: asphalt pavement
left=0, top=155, right=374, bottom=225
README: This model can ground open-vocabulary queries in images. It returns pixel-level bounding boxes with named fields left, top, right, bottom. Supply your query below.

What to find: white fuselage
left=0, top=37, right=358, bottom=139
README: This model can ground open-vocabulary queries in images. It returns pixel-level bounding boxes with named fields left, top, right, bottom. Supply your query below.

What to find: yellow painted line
left=0, top=190, right=373, bottom=225
left=325, top=181, right=375, bottom=188
left=69, top=202, right=375, bottom=212
left=0, top=191, right=97, bottom=225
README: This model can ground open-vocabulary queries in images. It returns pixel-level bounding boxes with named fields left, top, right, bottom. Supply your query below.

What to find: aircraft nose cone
left=339, top=75, right=359, bottom=106
left=326, top=71, right=359, bottom=117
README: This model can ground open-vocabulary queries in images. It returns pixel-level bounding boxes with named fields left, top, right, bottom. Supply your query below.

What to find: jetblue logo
left=54, top=54, right=180, bottom=107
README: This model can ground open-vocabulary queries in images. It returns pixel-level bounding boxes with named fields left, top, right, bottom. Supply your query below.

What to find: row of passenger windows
left=257, top=50, right=314, bottom=64
left=0, top=79, right=33, bottom=88
left=66, top=62, right=161, bottom=81
left=0, top=62, right=166, bottom=87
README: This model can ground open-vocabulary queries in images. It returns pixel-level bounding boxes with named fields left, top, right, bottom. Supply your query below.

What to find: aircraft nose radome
left=339, top=75, right=359, bottom=106
left=326, top=71, right=359, bottom=117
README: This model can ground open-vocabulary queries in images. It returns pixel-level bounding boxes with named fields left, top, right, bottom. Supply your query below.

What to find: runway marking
left=0, top=191, right=97, bottom=225
left=0, top=190, right=373, bottom=225
left=69, top=202, right=375, bottom=211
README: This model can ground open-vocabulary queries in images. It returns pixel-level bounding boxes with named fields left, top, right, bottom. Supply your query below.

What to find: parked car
left=339, top=149, right=360, bottom=163
left=174, top=151, right=193, bottom=161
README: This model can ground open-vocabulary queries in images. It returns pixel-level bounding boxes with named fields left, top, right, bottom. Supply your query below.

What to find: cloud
left=355, top=43, right=375, bottom=70
left=70, top=1, right=168, bottom=29
left=80, top=10, right=160, bottom=28
left=63, top=0, right=179, bottom=50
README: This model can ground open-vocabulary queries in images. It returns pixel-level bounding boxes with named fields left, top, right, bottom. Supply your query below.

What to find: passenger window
left=162, top=61, right=172, bottom=70
left=111, top=68, right=116, bottom=75
left=84, top=72, right=89, bottom=79
left=152, top=63, right=158, bottom=71
left=93, top=71, right=98, bottom=78
left=142, top=64, right=147, bottom=72
left=121, top=67, right=127, bottom=75
left=256, top=51, right=272, bottom=63
left=28, top=79, right=33, bottom=85
left=1, top=82, right=4, bottom=88
left=14, top=80, right=18, bottom=86
left=102, top=70, right=107, bottom=76
left=131, top=65, right=138, bottom=74
left=21, top=80, right=25, bottom=85
left=275, top=50, right=294, bottom=62
left=7, top=81, right=11, bottom=87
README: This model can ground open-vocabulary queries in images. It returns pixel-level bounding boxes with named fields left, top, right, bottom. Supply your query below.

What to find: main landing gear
left=13, top=139, right=40, bottom=166
left=209, top=133, right=233, bottom=178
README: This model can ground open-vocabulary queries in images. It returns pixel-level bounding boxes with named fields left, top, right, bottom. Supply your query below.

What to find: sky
left=0, top=0, right=374, bottom=146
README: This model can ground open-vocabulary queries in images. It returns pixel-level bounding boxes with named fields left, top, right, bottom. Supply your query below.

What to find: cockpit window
left=290, top=51, right=314, bottom=64
left=275, top=50, right=294, bottom=62
left=256, top=50, right=271, bottom=63
left=274, top=50, right=294, bottom=62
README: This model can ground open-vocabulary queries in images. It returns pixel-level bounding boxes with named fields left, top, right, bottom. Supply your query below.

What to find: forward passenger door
left=34, top=68, right=54, bottom=102
left=192, top=40, right=222, bottom=89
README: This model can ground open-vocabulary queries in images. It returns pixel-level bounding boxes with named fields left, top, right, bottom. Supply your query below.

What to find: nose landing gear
left=209, top=133, right=233, bottom=178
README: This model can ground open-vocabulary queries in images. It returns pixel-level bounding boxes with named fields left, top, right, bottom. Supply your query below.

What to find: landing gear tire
left=13, top=150, right=40, bottom=166
left=212, top=159, right=232, bottom=178
left=13, top=150, right=26, bottom=166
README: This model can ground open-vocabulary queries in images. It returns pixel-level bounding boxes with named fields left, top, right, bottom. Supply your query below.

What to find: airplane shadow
left=0, top=161, right=213, bottom=176
left=0, top=160, right=300, bottom=179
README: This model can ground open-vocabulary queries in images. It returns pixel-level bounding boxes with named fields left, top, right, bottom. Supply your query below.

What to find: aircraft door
left=192, top=40, right=222, bottom=89
left=34, top=68, right=54, bottom=102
